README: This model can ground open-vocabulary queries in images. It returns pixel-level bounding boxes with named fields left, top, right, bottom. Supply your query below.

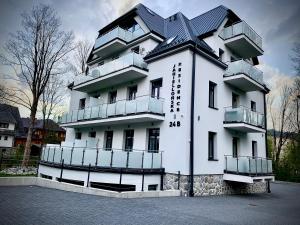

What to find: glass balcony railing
left=224, top=60, right=264, bottom=85
left=225, top=155, right=273, bottom=175
left=41, top=145, right=163, bottom=169
left=58, top=95, right=164, bottom=124
left=224, top=106, right=265, bottom=128
left=74, top=52, right=147, bottom=86
left=94, top=26, right=144, bottom=49
left=219, top=21, right=262, bottom=49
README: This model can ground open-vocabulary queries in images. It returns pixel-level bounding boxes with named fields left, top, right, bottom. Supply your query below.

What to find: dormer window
left=166, top=36, right=176, bottom=45
left=0, top=123, right=9, bottom=128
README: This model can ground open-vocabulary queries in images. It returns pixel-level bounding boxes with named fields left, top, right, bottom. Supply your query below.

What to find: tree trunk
left=22, top=100, right=38, bottom=167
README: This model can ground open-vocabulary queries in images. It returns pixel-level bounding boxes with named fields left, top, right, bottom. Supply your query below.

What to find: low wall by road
left=0, top=177, right=181, bottom=198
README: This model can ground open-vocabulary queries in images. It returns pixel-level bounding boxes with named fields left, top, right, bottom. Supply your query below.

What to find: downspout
left=189, top=44, right=196, bottom=197
left=263, top=92, right=268, bottom=158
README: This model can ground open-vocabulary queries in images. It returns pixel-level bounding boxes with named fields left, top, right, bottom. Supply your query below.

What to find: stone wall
left=164, top=173, right=267, bottom=196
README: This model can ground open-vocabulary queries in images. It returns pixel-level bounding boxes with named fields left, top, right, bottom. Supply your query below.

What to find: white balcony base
left=224, top=74, right=265, bottom=92
left=224, top=123, right=265, bottom=133
left=60, top=113, right=164, bottom=128
left=73, top=66, right=148, bottom=92
left=223, top=173, right=274, bottom=184
left=224, top=34, right=263, bottom=58
left=92, top=39, right=127, bottom=59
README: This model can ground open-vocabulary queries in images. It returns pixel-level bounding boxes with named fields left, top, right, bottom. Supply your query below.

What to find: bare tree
left=268, top=84, right=293, bottom=167
left=291, top=43, right=300, bottom=75
left=68, top=40, right=92, bottom=75
left=0, top=4, right=74, bottom=166
left=40, top=75, right=65, bottom=145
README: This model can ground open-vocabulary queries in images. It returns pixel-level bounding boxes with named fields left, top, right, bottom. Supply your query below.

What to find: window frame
left=208, top=132, right=217, bottom=161
left=208, top=81, right=218, bottom=110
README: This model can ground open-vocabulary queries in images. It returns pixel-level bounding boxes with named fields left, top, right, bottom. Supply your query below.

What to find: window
left=4, top=136, right=8, bottom=141
left=75, top=132, right=82, bottom=140
left=151, top=79, right=162, bottom=99
left=166, top=36, right=176, bottom=45
left=108, top=91, right=117, bottom=104
left=88, top=131, right=96, bottom=138
left=209, top=81, right=217, bottom=109
left=252, top=141, right=257, bottom=158
left=208, top=132, right=216, bottom=160
left=131, top=46, right=140, bottom=54
left=148, top=184, right=158, bottom=191
left=0, top=136, right=1, bottom=140
left=128, top=86, right=137, bottom=100
left=124, top=130, right=134, bottom=151
left=104, top=131, right=113, bottom=150
left=79, top=98, right=86, bottom=110
left=219, top=48, right=224, bottom=62
left=232, top=93, right=239, bottom=108
left=232, top=137, right=239, bottom=158
left=0, top=123, right=9, bottom=128
left=251, top=101, right=256, bottom=112
left=148, top=128, right=160, bottom=153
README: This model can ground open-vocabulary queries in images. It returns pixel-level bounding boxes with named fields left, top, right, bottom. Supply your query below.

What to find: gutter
left=189, top=44, right=196, bottom=197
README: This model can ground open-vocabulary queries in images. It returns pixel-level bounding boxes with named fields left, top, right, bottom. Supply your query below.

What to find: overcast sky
left=0, top=0, right=299, bottom=117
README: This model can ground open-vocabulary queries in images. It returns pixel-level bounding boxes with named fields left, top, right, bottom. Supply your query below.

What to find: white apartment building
left=39, top=4, right=274, bottom=196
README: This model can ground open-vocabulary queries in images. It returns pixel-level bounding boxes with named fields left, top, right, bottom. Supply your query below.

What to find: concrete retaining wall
left=0, top=177, right=181, bottom=198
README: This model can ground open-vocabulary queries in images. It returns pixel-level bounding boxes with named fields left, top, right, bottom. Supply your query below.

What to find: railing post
left=126, top=151, right=129, bottom=168
left=86, top=163, right=91, bottom=187
left=82, top=148, right=86, bottom=166
left=60, top=159, right=64, bottom=182
left=47, top=147, right=50, bottom=162
left=95, top=148, right=99, bottom=166
left=141, top=169, right=144, bottom=191
left=60, top=147, right=63, bottom=163
left=255, top=158, right=258, bottom=176
left=151, top=152, right=154, bottom=169
left=160, top=152, right=163, bottom=168
left=141, top=151, right=144, bottom=169
left=110, top=150, right=114, bottom=167
left=248, top=157, right=251, bottom=174
left=177, top=171, right=181, bottom=190
left=119, top=168, right=123, bottom=193
left=225, top=156, right=227, bottom=171
left=70, top=147, right=74, bottom=165
left=236, top=156, right=239, bottom=174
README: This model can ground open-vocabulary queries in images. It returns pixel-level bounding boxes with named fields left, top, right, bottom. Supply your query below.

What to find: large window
left=108, top=91, right=117, bottom=104
left=148, top=128, right=160, bottom=153
left=124, top=130, right=134, bottom=151
left=128, top=86, right=137, bottom=100
left=209, top=81, right=217, bottom=109
left=151, top=79, right=162, bottom=99
left=75, top=132, right=82, bottom=140
left=79, top=98, right=86, bottom=110
left=208, top=132, right=216, bottom=160
left=104, top=131, right=113, bottom=150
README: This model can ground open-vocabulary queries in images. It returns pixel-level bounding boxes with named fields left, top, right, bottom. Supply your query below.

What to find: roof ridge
left=190, top=5, right=228, bottom=21
left=177, top=12, right=193, bottom=40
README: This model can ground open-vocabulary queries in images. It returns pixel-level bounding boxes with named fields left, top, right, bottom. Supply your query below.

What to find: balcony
left=58, top=95, right=164, bottom=128
left=224, top=155, right=274, bottom=183
left=93, top=26, right=144, bottom=58
left=224, top=106, right=265, bottom=133
left=73, top=53, right=148, bottom=92
left=219, top=21, right=263, bottom=58
left=224, top=60, right=265, bottom=92
left=40, top=145, right=163, bottom=171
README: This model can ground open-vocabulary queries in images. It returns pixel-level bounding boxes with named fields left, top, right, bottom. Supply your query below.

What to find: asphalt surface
left=0, top=182, right=299, bottom=225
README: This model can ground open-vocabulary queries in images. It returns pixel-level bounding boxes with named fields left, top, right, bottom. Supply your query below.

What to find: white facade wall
left=0, top=122, right=15, bottom=148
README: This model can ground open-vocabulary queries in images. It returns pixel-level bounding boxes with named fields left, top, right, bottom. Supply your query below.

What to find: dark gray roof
left=190, top=5, right=229, bottom=37
left=21, top=118, right=65, bottom=132
left=0, top=104, right=24, bottom=136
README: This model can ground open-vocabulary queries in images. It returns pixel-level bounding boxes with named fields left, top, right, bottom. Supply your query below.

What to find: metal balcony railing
left=94, top=26, right=144, bottom=49
left=224, top=60, right=264, bottom=85
left=41, top=145, right=163, bottom=169
left=58, top=95, right=164, bottom=124
left=225, top=155, right=273, bottom=175
left=224, top=106, right=265, bottom=128
left=73, top=52, right=147, bottom=86
left=219, top=21, right=262, bottom=49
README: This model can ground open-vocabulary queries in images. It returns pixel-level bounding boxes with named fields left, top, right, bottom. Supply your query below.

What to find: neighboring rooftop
left=0, top=104, right=24, bottom=136
left=21, top=118, right=65, bottom=132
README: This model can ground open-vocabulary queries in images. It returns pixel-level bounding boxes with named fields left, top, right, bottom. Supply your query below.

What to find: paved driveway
left=0, top=182, right=299, bottom=225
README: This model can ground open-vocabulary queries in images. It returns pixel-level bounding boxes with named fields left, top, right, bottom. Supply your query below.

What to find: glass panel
left=41, top=147, right=46, bottom=161
left=71, top=148, right=84, bottom=165
left=107, top=103, right=116, bottom=116
left=84, top=108, right=92, bottom=119
left=256, top=159, right=263, bottom=173
left=78, top=109, right=84, bottom=120
left=116, top=100, right=126, bottom=115
left=262, top=159, right=268, bottom=173
left=125, top=100, right=137, bottom=114
left=91, top=106, right=100, bottom=119
left=62, top=147, right=72, bottom=165
left=128, top=151, right=143, bottom=168
left=149, top=97, right=163, bottom=114
left=249, top=158, right=257, bottom=174
left=226, top=157, right=237, bottom=172
left=98, top=150, right=112, bottom=167
left=143, top=152, right=153, bottom=168
left=83, top=149, right=97, bottom=166
left=112, top=151, right=127, bottom=167
left=152, top=153, right=161, bottom=168
left=136, top=96, right=149, bottom=112
left=268, top=160, right=273, bottom=173
left=237, top=158, right=249, bottom=173
left=47, top=147, right=55, bottom=162
left=53, top=148, right=62, bottom=163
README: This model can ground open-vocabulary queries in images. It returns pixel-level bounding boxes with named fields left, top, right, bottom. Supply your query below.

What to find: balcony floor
left=224, top=34, right=263, bottom=58
left=223, top=122, right=266, bottom=133
left=73, top=66, right=148, bottom=92
left=223, top=173, right=274, bottom=184
left=60, top=112, right=164, bottom=128
left=223, top=74, right=265, bottom=92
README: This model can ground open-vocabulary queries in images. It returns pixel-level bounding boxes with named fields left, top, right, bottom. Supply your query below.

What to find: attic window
left=145, top=7, right=155, bottom=16
left=166, top=36, right=176, bottom=45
